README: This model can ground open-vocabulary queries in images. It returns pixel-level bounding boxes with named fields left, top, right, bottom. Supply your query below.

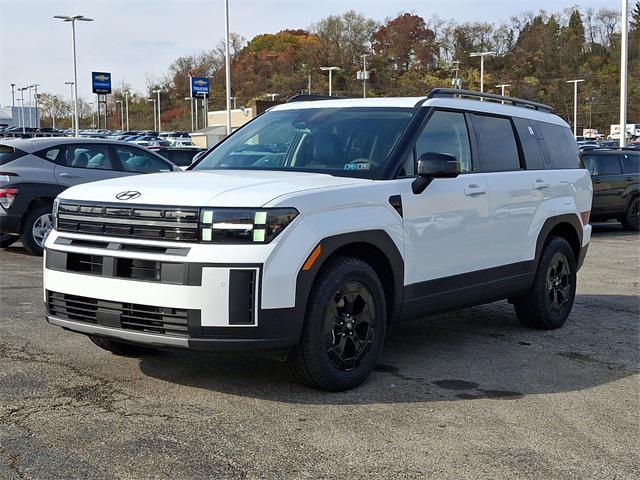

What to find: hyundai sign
left=92, top=72, right=112, bottom=94
left=191, top=77, right=209, bottom=97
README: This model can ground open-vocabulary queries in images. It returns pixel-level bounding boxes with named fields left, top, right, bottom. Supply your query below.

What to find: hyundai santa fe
left=43, top=89, right=592, bottom=391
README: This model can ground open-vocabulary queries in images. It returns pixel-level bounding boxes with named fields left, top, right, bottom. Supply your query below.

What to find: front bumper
left=43, top=229, right=306, bottom=351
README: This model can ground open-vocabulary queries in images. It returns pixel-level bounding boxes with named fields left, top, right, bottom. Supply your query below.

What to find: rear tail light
left=0, top=187, right=18, bottom=209
left=580, top=211, right=590, bottom=225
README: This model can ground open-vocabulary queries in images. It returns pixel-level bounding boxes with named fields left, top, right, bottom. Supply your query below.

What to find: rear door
left=54, top=143, right=132, bottom=187
left=471, top=113, right=546, bottom=276
left=584, top=153, right=624, bottom=213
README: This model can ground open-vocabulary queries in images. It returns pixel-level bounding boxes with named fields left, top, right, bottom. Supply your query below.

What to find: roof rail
left=286, top=94, right=345, bottom=103
left=427, top=88, right=553, bottom=112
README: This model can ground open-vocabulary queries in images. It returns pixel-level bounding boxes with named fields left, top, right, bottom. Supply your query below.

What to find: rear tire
left=621, top=196, right=640, bottom=231
left=287, top=256, right=387, bottom=391
left=89, top=336, right=160, bottom=357
left=21, top=204, right=53, bottom=256
left=513, top=236, right=577, bottom=330
left=0, top=233, right=18, bottom=248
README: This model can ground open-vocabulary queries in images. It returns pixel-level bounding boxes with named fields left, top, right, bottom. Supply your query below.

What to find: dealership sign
left=92, top=72, right=112, bottom=94
left=191, top=77, right=209, bottom=97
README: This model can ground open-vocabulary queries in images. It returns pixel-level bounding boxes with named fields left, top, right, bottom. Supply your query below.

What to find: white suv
left=43, top=89, right=592, bottom=391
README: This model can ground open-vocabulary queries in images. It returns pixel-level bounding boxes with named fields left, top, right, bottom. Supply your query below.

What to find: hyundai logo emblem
left=115, top=191, right=141, bottom=201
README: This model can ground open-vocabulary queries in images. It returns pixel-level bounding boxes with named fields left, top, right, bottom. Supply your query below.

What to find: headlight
left=199, top=208, right=298, bottom=244
left=52, top=197, right=60, bottom=230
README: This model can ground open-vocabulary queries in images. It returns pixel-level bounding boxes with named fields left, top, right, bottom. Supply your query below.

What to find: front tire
left=89, top=336, right=159, bottom=357
left=287, top=257, right=387, bottom=391
left=513, top=237, right=577, bottom=329
left=21, top=204, right=53, bottom=256
left=621, top=196, right=640, bottom=231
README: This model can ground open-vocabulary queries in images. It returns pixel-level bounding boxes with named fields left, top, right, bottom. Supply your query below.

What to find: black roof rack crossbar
left=427, top=88, right=554, bottom=112
left=286, top=94, right=348, bottom=103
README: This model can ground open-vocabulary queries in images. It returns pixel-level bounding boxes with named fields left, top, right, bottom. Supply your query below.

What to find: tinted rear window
left=537, top=122, right=581, bottom=169
left=621, top=152, right=639, bottom=174
left=471, top=115, right=521, bottom=171
left=582, top=154, right=622, bottom=175
left=0, top=144, right=26, bottom=165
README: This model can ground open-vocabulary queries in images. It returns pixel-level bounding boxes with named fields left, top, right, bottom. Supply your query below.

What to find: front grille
left=57, top=202, right=199, bottom=242
left=47, top=291, right=191, bottom=337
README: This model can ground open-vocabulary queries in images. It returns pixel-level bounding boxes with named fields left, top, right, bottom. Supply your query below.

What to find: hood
left=58, top=170, right=371, bottom=207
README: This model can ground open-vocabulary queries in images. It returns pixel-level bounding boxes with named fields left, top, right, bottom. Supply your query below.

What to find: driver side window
left=406, top=110, right=472, bottom=175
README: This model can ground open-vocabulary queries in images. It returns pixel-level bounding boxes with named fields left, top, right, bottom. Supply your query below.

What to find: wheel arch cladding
left=295, top=230, right=404, bottom=325
left=535, top=214, right=582, bottom=266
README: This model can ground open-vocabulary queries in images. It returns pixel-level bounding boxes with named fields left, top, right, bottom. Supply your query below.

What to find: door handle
left=533, top=179, right=549, bottom=189
left=59, top=173, right=80, bottom=179
left=593, top=179, right=603, bottom=184
left=464, top=184, right=486, bottom=196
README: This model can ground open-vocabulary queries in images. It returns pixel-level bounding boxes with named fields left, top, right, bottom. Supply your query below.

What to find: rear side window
left=512, top=117, right=544, bottom=170
left=62, top=144, right=113, bottom=170
left=471, top=114, right=520, bottom=171
left=621, top=152, right=639, bottom=173
left=0, top=144, right=26, bottom=165
left=537, top=123, right=581, bottom=169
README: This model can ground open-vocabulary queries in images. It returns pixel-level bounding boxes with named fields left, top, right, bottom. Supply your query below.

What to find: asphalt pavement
left=1, top=223, right=638, bottom=479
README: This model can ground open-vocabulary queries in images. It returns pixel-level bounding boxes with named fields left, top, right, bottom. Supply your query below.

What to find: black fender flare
left=533, top=213, right=583, bottom=271
left=293, top=230, right=405, bottom=338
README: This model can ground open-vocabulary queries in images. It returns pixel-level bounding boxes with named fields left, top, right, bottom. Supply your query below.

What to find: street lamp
left=115, top=100, right=124, bottom=130
left=19, top=87, right=28, bottom=135
left=10, top=83, right=16, bottom=108
left=184, top=97, right=194, bottom=131
left=320, top=66, right=341, bottom=96
left=470, top=51, right=496, bottom=93
left=30, top=84, right=40, bottom=128
left=65, top=81, right=75, bottom=130
left=124, top=90, right=130, bottom=130
left=566, top=79, right=585, bottom=138
left=359, top=54, right=370, bottom=98
left=224, top=0, right=232, bottom=135
left=266, top=93, right=279, bottom=101
left=619, top=0, right=629, bottom=147
left=148, top=98, right=157, bottom=131
left=152, top=89, right=161, bottom=131
left=53, top=14, right=94, bottom=137
left=496, top=83, right=511, bottom=104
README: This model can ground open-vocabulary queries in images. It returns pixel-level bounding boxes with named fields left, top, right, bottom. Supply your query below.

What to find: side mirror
left=417, top=152, right=460, bottom=178
left=413, top=152, right=460, bottom=194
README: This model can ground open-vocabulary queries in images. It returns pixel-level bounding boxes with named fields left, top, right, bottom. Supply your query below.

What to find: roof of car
left=271, top=96, right=569, bottom=127
left=0, top=137, right=149, bottom=153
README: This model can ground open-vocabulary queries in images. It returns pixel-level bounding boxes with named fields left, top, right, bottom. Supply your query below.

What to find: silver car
left=0, top=137, right=179, bottom=255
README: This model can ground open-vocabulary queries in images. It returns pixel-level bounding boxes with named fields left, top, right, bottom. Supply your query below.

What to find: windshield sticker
left=344, top=163, right=371, bottom=171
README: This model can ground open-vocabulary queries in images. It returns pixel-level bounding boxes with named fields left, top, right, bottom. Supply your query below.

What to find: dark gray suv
left=0, top=138, right=179, bottom=255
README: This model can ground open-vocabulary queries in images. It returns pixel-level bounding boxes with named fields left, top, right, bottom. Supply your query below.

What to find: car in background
left=147, top=146, right=205, bottom=168
left=168, top=137, right=196, bottom=147
left=582, top=148, right=640, bottom=230
left=132, top=137, right=172, bottom=147
left=0, top=138, right=179, bottom=255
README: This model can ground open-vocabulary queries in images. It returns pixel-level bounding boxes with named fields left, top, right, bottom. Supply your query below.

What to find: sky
left=0, top=0, right=617, bottom=105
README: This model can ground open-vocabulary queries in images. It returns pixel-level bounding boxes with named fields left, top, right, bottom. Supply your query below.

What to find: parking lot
left=0, top=224, right=638, bottom=479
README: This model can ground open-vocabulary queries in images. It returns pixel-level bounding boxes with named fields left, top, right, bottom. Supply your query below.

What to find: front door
left=54, top=143, right=133, bottom=187
left=401, top=110, right=492, bottom=316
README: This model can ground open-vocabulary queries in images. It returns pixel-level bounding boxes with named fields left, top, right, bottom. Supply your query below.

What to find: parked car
left=147, top=146, right=205, bottom=168
left=43, top=89, right=592, bottom=391
left=0, top=138, right=179, bottom=255
left=581, top=149, right=639, bottom=230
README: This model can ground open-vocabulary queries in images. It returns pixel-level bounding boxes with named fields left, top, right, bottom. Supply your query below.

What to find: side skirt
left=401, top=261, right=535, bottom=321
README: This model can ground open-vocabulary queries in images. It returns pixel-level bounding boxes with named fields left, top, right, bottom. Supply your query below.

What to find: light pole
left=566, top=79, right=585, bottom=138
left=358, top=54, right=370, bottom=98
left=26, top=85, right=33, bottom=127
left=496, top=83, right=511, bottom=104
left=148, top=98, right=157, bottom=131
left=115, top=100, right=124, bottom=130
left=31, top=84, right=40, bottom=128
left=185, top=97, right=194, bottom=131
left=19, top=87, right=27, bottom=135
left=320, top=66, right=341, bottom=96
left=266, top=93, right=279, bottom=101
left=451, top=60, right=461, bottom=89
left=54, top=15, right=94, bottom=137
left=619, top=0, right=629, bottom=147
left=153, top=89, right=161, bottom=131
left=230, top=96, right=237, bottom=109
left=89, top=102, right=95, bottom=129
left=224, top=0, right=232, bottom=135
left=124, top=90, right=130, bottom=130
left=470, top=51, right=496, bottom=93
left=65, top=81, right=75, bottom=130
left=10, top=83, right=16, bottom=107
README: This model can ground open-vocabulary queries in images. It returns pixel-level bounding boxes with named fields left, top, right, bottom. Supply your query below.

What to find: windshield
left=192, top=107, right=413, bottom=179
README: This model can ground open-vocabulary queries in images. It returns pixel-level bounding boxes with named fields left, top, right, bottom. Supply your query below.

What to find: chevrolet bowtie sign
left=92, top=71, right=112, bottom=94
left=191, top=76, right=209, bottom=97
